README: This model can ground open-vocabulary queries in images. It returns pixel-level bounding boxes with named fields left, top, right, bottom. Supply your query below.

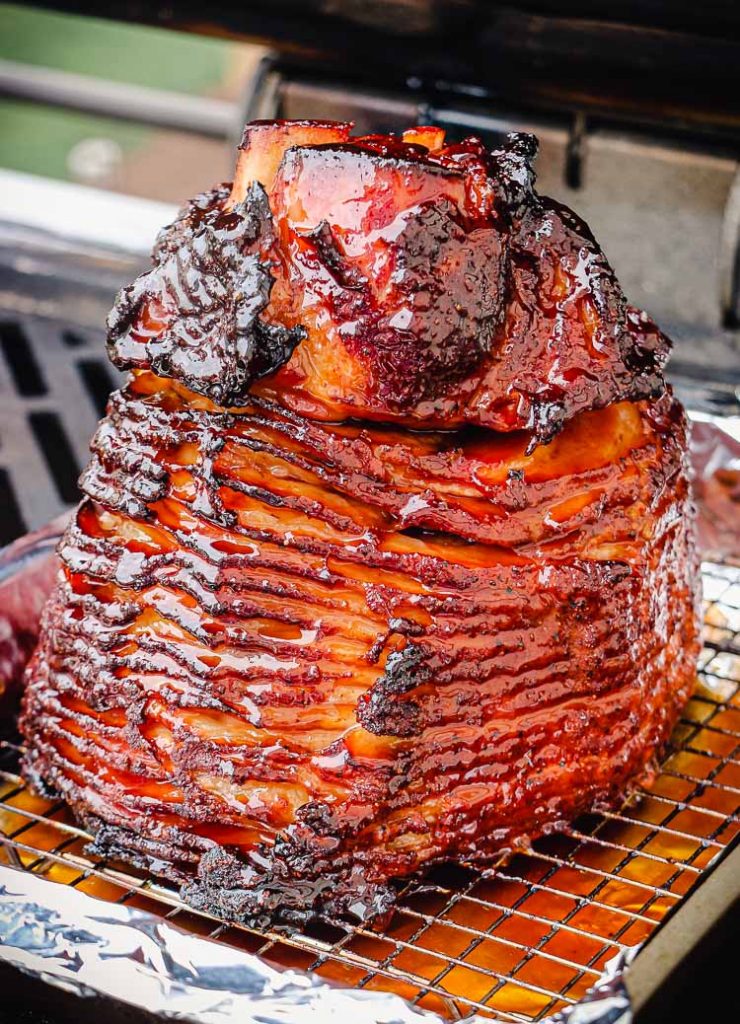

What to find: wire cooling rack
left=1, top=560, right=738, bottom=1022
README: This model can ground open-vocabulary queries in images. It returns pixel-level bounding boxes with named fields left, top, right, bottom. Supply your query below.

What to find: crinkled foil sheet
left=0, top=414, right=737, bottom=1024
left=0, top=865, right=634, bottom=1024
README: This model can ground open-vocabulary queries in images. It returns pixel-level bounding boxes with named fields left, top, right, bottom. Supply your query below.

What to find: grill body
left=0, top=6, right=739, bottom=1017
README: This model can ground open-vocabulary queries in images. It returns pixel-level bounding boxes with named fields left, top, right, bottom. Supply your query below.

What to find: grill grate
left=1, top=561, right=738, bottom=1022
left=0, top=316, right=123, bottom=545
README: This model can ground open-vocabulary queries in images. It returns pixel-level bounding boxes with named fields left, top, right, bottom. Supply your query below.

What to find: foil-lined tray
left=0, top=413, right=737, bottom=1024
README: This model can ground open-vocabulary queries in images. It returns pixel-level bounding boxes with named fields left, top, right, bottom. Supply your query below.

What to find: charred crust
left=357, top=644, right=432, bottom=737
left=304, top=197, right=506, bottom=410
left=491, top=131, right=539, bottom=214
left=107, top=183, right=304, bottom=406
left=182, top=844, right=396, bottom=928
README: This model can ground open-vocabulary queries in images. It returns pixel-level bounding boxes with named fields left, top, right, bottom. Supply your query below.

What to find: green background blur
left=0, top=4, right=258, bottom=198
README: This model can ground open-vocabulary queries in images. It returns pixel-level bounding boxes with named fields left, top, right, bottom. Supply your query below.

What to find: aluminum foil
left=689, top=413, right=740, bottom=561
left=0, top=863, right=632, bottom=1024
left=0, top=410, right=737, bottom=1024
left=546, top=951, right=636, bottom=1024
left=0, top=864, right=440, bottom=1022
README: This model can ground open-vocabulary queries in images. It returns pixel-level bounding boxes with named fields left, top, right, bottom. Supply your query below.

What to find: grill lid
left=28, top=1, right=740, bottom=141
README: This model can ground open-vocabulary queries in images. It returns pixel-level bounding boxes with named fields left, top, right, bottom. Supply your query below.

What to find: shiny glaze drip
left=107, top=183, right=304, bottom=407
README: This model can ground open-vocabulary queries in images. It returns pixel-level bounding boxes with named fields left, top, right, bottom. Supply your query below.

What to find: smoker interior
left=0, top=6, right=739, bottom=1013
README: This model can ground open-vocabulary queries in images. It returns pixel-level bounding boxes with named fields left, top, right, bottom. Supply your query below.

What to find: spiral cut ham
left=21, top=121, right=700, bottom=925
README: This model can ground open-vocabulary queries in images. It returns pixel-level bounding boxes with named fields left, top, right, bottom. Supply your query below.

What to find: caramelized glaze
left=21, top=121, right=699, bottom=926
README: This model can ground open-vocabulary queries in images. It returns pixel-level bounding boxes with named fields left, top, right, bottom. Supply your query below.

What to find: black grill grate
left=0, top=316, right=121, bottom=545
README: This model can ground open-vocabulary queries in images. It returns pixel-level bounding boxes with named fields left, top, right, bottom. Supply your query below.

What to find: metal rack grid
left=0, top=317, right=125, bottom=545
left=0, top=561, right=738, bottom=1022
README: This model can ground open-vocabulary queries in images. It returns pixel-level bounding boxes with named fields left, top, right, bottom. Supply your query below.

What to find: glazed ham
left=21, top=121, right=699, bottom=924
left=107, top=122, right=667, bottom=440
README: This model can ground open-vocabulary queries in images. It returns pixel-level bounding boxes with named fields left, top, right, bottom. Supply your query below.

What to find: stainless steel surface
left=0, top=561, right=738, bottom=1022
left=625, top=840, right=740, bottom=1014
left=0, top=170, right=175, bottom=252
left=0, top=171, right=173, bottom=336
left=720, top=166, right=740, bottom=327
left=271, top=60, right=740, bottom=337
